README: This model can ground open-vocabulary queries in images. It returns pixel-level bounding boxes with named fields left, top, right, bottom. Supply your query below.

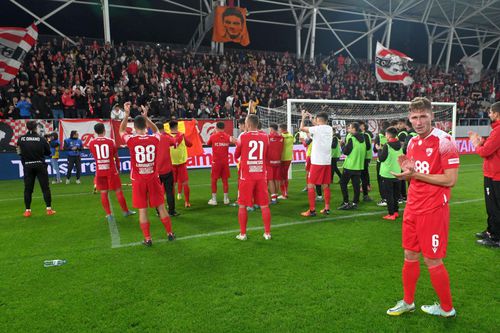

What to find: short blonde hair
left=409, top=97, right=432, bottom=113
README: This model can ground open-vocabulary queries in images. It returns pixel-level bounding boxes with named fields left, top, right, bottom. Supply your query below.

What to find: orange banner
left=212, top=6, right=250, bottom=46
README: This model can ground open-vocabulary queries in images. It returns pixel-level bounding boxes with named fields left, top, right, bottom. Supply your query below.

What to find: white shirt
left=309, top=124, right=333, bottom=165
left=110, top=109, right=125, bottom=120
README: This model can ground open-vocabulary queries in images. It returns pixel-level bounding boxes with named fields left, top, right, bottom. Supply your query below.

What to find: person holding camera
left=64, top=130, right=83, bottom=184
left=17, top=121, right=56, bottom=217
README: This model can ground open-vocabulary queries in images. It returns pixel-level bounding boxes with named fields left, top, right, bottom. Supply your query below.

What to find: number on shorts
left=248, top=140, right=264, bottom=160
left=95, top=144, right=109, bottom=160
left=432, top=234, right=439, bottom=248
left=135, top=145, right=155, bottom=163
left=415, top=160, right=430, bottom=174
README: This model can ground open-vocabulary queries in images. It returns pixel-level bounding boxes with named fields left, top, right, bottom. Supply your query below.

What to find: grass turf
left=0, top=154, right=498, bottom=332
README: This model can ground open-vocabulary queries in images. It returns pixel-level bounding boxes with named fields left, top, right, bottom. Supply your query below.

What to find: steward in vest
left=378, top=127, right=403, bottom=220
left=360, top=121, right=373, bottom=202
left=374, top=121, right=390, bottom=206
left=330, top=128, right=342, bottom=183
left=169, top=120, right=193, bottom=208
left=339, top=122, right=369, bottom=210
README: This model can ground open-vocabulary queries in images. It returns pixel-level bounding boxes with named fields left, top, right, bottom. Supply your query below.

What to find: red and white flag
left=375, top=42, right=413, bottom=86
left=0, top=23, right=38, bottom=86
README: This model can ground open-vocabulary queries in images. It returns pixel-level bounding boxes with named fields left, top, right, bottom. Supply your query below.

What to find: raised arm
left=140, top=105, right=159, bottom=133
left=119, top=101, right=131, bottom=137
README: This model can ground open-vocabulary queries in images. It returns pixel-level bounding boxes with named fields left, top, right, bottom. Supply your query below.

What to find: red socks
left=222, top=178, right=229, bottom=193
left=100, top=192, right=111, bottom=215
left=184, top=184, right=190, bottom=203
left=428, top=264, right=454, bottom=312
left=211, top=178, right=217, bottom=193
left=261, top=206, right=271, bottom=234
left=238, top=207, right=248, bottom=235
left=140, top=222, right=151, bottom=240
left=307, top=187, right=316, bottom=211
left=115, top=190, right=129, bottom=212
left=324, top=186, right=331, bottom=209
left=161, top=216, right=173, bottom=234
left=402, top=259, right=420, bottom=304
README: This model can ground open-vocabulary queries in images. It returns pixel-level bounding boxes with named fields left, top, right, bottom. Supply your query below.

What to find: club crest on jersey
left=426, top=148, right=433, bottom=156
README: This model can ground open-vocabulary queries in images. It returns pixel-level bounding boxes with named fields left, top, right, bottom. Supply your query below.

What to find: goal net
left=257, top=99, right=456, bottom=178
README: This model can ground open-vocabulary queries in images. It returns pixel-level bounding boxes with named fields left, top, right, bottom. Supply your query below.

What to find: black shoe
left=351, top=202, right=358, bottom=209
left=169, top=211, right=180, bottom=217
left=337, top=202, right=351, bottom=210
left=143, top=239, right=153, bottom=247
left=168, top=233, right=176, bottom=241
left=475, top=231, right=490, bottom=239
left=477, top=237, right=500, bottom=247
left=363, top=195, right=373, bottom=202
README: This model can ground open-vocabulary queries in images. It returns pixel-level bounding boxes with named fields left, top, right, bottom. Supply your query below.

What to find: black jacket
left=17, top=131, right=51, bottom=167
left=378, top=140, right=402, bottom=162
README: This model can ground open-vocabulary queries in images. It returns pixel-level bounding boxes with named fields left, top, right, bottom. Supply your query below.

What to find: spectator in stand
left=74, top=89, right=87, bottom=119
left=110, top=104, right=125, bottom=120
left=49, top=87, right=63, bottom=128
left=16, top=95, right=33, bottom=119
left=62, top=88, right=76, bottom=118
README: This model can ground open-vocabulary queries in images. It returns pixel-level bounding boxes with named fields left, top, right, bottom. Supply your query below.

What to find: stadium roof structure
left=10, top=0, right=500, bottom=72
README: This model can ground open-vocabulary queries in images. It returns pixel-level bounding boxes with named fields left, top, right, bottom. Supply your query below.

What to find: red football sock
left=115, top=190, right=129, bottom=212
left=402, top=259, right=420, bottom=304
left=222, top=178, right=229, bottom=193
left=307, top=187, right=316, bottom=211
left=100, top=192, right=111, bottom=215
left=238, top=207, right=248, bottom=235
left=261, top=206, right=271, bottom=234
left=184, top=184, right=190, bottom=203
left=280, top=182, right=286, bottom=195
left=324, top=186, right=331, bottom=209
left=428, top=264, right=453, bottom=312
left=140, top=222, right=151, bottom=240
left=177, top=181, right=182, bottom=195
left=211, top=178, right=217, bottom=193
left=160, top=216, right=172, bottom=234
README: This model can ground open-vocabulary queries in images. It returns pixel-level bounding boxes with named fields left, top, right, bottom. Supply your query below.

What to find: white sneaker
left=421, top=303, right=456, bottom=317
left=387, top=300, right=416, bottom=316
left=223, top=198, right=230, bottom=205
left=263, top=233, right=272, bottom=240
left=65, top=179, right=70, bottom=184
left=236, top=233, right=247, bottom=241
left=76, top=179, right=81, bottom=184
left=177, top=193, right=182, bottom=200
left=208, top=198, right=217, bottom=206
left=315, top=195, right=323, bottom=202
left=277, top=195, right=287, bottom=200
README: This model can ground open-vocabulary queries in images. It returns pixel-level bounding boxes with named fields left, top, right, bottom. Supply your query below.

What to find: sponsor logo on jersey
left=426, top=148, right=433, bottom=156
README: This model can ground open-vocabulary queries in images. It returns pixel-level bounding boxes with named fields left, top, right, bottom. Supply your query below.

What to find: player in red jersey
left=88, top=123, right=135, bottom=222
left=267, top=123, right=284, bottom=204
left=387, top=97, right=459, bottom=317
left=119, top=102, right=175, bottom=246
left=234, top=115, right=272, bottom=240
left=207, top=121, right=235, bottom=205
left=169, top=120, right=193, bottom=208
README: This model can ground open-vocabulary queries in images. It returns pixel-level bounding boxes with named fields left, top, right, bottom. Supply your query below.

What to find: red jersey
left=267, top=131, right=284, bottom=166
left=88, top=136, right=119, bottom=177
left=207, top=131, right=231, bottom=165
left=235, top=130, right=269, bottom=181
left=406, top=128, right=460, bottom=214
left=157, top=132, right=181, bottom=175
left=122, top=133, right=161, bottom=182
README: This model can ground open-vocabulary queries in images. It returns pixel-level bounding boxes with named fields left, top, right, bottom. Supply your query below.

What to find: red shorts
left=211, top=163, right=230, bottom=180
left=238, top=179, right=269, bottom=207
left=173, top=163, right=189, bottom=184
left=95, top=173, right=122, bottom=191
left=402, top=204, right=449, bottom=259
left=305, top=157, right=311, bottom=172
left=132, top=177, right=165, bottom=209
left=281, top=160, right=291, bottom=180
left=307, top=164, right=331, bottom=185
left=267, top=165, right=282, bottom=181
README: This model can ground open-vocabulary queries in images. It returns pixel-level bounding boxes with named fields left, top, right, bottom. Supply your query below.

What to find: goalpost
left=257, top=99, right=457, bottom=179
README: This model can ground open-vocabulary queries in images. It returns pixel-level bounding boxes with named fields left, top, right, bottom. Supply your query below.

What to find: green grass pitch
left=0, top=154, right=498, bottom=332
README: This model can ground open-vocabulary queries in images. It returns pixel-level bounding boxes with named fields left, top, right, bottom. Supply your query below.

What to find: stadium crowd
left=0, top=37, right=499, bottom=122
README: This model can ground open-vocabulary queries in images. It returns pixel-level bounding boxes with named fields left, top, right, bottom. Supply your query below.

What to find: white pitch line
left=113, top=198, right=483, bottom=249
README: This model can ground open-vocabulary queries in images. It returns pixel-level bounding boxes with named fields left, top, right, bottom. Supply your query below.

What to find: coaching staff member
left=17, top=121, right=56, bottom=217
left=469, top=101, right=500, bottom=248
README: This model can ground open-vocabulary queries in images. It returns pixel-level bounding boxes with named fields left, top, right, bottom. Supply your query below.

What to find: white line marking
left=107, top=192, right=121, bottom=248
left=113, top=198, right=483, bottom=249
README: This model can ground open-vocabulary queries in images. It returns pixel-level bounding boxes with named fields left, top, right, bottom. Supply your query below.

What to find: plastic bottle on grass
left=44, top=259, right=67, bottom=267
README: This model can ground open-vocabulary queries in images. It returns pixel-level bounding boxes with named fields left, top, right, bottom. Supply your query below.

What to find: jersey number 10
left=95, top=144, right=110, bottom=159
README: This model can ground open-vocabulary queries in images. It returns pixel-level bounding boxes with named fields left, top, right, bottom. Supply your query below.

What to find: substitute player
left=119, top=102, right=175, bottom=246
left=169, top=120, right=193, bottom=208
left=387, top=97, right=459, bottom=317
left=88, top=123, right=135, bottom=222
left=234, top=115, right=271, bottom=240
left=279, top=123, right=293, bottom=199
left=300, top=110, right=333, bottom=216
left=267, top=123, right=284, bottom=204
left=207, top=121, right=234, bottom=205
